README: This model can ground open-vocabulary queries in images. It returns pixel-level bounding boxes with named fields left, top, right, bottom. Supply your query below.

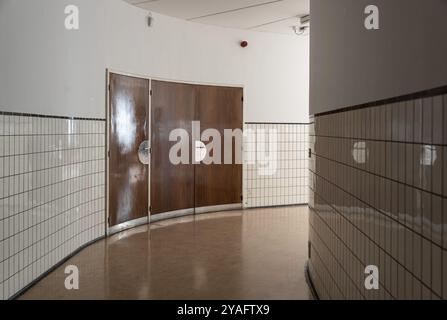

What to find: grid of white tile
left=244, top=123, right=309, bottom=208
left=308, top=92, right=447, bottom=300
left=0, top=113, right=106, bottom=300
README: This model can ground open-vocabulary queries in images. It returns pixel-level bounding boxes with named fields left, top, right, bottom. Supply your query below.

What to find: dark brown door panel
left=109, top=73, right=149, bottom=226
left=195, top=85, right=243, bottom=208
left=151, top=80, right=196, bottom=215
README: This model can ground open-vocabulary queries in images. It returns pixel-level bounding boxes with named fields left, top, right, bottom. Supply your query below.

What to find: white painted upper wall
left=126, top=0, right=310, bottom=36
left=0, top=0, right=309, bottom=123
left=310, top=0, right=447, bottom=115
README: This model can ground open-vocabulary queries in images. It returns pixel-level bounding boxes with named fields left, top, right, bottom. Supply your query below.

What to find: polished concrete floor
left=20, top=206, right=311, bottom=300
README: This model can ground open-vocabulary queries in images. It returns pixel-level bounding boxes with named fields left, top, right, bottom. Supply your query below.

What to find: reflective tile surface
left=244, top=123, right=309, bottom=207
left=0, top=113, right=106, bottom=300
left=308, top=92, right=447, bottom=300
left=19, top=206, right=311, bottom=300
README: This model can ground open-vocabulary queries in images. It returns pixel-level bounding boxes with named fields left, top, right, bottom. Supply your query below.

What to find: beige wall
left=310, top=0, right=447, bottom=115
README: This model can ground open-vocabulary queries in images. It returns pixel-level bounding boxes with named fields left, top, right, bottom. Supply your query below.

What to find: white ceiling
left=125, top=0, right=309, bottom=35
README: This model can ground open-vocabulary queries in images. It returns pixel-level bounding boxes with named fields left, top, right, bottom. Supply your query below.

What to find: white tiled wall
left=0, top=113, right=106, bottom=299
left=244, top=123, right=309, bottom=208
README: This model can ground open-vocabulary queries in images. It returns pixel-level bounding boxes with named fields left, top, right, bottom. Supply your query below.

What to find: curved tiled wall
left=0, top=114, right=312, bottom=299
left=0, top=112, right=106, bottom=299
left=244, top=123, right=309, bottom=208
left=308, top=88, right=447, bottom=299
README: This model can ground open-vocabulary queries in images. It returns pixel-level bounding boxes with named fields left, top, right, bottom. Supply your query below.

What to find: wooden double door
left=109, top=74, right=243, bottom=227
left=151, top=80, right=243, bottom=215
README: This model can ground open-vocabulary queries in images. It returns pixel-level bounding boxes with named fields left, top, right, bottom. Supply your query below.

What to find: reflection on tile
left=308, top=91, right=446, bottom=300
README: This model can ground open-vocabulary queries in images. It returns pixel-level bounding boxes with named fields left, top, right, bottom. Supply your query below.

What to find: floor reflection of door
left=109, top=73, right=149, bottom=227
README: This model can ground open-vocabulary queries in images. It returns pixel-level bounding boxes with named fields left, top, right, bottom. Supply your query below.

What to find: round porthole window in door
left=138, top=140, right=150, bottom=165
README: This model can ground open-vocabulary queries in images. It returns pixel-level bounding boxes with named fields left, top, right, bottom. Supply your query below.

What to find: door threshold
left=108, top=216, right=149, bottom=236
left=107, top=204, right=243, bottom=236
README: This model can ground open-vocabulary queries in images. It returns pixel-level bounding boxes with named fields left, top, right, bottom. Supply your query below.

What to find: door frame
left=105, top=68, right=245, bottom=235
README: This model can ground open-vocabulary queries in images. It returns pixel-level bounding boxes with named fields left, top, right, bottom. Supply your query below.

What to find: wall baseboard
left=304, top=261, right=320, bottom=300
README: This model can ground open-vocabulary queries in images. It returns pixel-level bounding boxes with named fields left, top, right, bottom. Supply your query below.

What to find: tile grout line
left=310, top=176, right=441, bottom=299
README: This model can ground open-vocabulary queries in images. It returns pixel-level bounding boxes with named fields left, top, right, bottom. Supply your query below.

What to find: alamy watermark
left=65, top=5, right=79, bottom=30
left=365, top=5, right=380, bottom=30
left=64, top=265, right=79, bottom=290
left=364, top=265, right=379, bottom=290
left=168, top=122, right=278, bottom=176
